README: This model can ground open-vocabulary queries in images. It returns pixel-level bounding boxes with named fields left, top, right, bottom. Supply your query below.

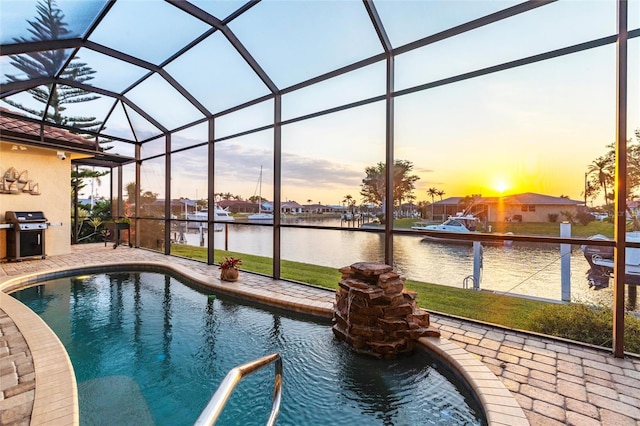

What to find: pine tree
left=72, top=167, right=110, bottom=202
left=3, top=0, right=102, bottom=132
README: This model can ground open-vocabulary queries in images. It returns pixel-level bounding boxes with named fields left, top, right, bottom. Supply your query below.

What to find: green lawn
left=170, top=244, right=548, bottom=330
left=170, top=241, right=640, bottom=352
left=404, top=279, right=546, bottom=329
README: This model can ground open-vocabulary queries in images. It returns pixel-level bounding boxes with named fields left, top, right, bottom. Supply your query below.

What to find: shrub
left=576, top=211, right=595, bottom=226
left=526, top=303, right=640, bottom=354
left=548, top=213, right=559, bottom=223
left=560, top=210, right=576, bottom=224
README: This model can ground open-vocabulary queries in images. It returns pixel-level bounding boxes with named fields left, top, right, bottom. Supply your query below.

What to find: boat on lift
left=186, top=205, right=234, bottom=231
left=581, top=232, right=640, bottom=289
left=411, top=213, right=513, bottom=246
left=411, top=214, right=480, bottom=244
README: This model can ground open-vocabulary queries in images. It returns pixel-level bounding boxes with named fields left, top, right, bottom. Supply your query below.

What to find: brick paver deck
left=1, top=244, right=639, bottom=425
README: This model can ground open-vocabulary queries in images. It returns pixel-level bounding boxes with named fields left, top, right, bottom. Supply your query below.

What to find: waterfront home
left=431, top=193, right=583, bottom=223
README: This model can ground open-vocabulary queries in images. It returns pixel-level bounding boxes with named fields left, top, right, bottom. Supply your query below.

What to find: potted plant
left=220, top=256, right=242, bottom=282
left=115, top=217, right=131, bottom=229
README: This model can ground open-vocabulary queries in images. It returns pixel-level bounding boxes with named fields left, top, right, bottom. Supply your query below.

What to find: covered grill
left=5, top=211, right=48, bottom=261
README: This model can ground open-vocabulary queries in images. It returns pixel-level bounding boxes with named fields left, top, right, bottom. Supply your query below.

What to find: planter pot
left=220, top=268, right=239, bottom=282
left=115, top=222, right=130, bottom=230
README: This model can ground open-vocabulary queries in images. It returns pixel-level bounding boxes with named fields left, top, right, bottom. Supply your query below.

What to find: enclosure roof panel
left=1, top=0, right=636, bottom=160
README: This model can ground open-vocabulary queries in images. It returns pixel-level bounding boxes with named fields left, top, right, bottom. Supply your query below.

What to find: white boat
left=247, top=166, right=274, bottom=222
left=411, top=214, right=479, bottom=244
left=411, top=214, right=512, bottom=246
left=248, top=212, right=273, bottom=221
left=411, top=214, right=479, bottom=232
left=186, top=205, right=234, bottom=231
left=581, top=232, right=640, bottom=289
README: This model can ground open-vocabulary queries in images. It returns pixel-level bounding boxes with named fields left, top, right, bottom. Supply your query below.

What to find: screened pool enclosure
left=1, top=0, right=639, bottom=356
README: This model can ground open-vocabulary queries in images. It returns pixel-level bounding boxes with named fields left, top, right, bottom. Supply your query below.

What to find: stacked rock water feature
left=332, top=262, right=440, bottom=359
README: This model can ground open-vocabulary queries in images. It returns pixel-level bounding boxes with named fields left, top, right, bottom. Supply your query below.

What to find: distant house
left=149, top=199, right=197, bottom=217
left=217, top=200, right=314, bottom=215
left=218, top=199, right=258, bottom=214
left=627, top=200, right=640, bottom=219
left=256, top=201, right=303, bottom=214
left=327, top=205, right=347, bottom=214
left=431, top=193, right=583, bottom=223
left=431, top=197, right=484, bottom=221
left=282, top=201, right=303, bottom=214
left=304, top=203, right=332, bottom=214
left=487, top=193, right=583, bottom=222
left=260, top=201, right=275, bottom=213
left=399, top=202, right=420, bottom=218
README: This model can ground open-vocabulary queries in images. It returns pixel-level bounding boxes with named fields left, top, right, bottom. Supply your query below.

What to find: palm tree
left=427, top=187, right=438, bottom=219
left=587, top=157, right=613, bottom=207
left=436, top=189, right=445, bottom=201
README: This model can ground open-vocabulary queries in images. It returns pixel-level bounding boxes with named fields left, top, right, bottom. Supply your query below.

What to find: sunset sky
left=1, top=0, right=638, bottom=207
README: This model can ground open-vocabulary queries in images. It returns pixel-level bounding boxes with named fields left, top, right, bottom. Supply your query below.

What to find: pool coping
left=1, top=260, right=529, bottom=426
left=419, top=336, right=528, bottom=425
left=0, top=292, right=78, bottom=426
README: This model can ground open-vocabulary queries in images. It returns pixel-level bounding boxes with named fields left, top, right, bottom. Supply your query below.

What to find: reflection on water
left=181, top=218, right=636, bottom=311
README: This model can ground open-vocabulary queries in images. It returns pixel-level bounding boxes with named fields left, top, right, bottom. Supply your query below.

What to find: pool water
left=12, top=272, right=485, bottom=425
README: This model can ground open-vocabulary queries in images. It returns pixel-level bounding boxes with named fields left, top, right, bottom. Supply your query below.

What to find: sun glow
left=494, top=180, right=510, bottom=194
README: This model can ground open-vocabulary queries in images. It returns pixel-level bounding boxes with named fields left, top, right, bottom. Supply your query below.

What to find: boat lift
left=463, top=241, right=483, bottom=290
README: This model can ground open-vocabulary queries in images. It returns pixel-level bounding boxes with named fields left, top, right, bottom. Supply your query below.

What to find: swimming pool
left=12, top=271, right=485, bottom=425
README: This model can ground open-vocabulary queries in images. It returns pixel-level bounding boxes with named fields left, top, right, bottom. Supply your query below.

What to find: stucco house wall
left=435, top=193, right=583, bottom=223
left=0, top=143, right=71, bottom=259
left=487, top=203, right=579, bottom=222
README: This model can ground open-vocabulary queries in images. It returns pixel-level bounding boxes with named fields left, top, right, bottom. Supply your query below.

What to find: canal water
left=178, top=217, right=636, bottom=311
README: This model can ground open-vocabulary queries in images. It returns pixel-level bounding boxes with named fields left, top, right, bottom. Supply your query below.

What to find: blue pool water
left=12, top=272, right=484, bottom=425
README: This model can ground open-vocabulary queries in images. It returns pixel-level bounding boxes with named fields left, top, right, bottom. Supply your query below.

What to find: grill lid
left=5, top=211, right=47, bottom=223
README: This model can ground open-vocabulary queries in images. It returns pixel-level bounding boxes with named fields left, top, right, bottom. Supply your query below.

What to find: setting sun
left=496, top=183, right=508, bottom=194
left=492, top=178, right=510, bottom=194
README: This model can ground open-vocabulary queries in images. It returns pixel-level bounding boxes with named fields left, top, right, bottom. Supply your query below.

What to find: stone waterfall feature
left=332, top=262, right=441, bottom=359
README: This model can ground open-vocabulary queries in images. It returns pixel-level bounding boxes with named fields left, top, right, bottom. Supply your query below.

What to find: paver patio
left=1, top=244, right=639, bottom=425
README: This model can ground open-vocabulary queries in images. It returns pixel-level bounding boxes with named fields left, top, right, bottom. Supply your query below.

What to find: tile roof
left=0, top=107, right=100, bottom=150
left=502, top=192, right=582, bottom=205
left=434, top=193, right=582, bottom=205
left=435, top=196, right=499, bottom=205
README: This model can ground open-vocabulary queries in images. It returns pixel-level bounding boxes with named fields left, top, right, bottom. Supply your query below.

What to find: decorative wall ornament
left=1, top=167, right=40, bottom=195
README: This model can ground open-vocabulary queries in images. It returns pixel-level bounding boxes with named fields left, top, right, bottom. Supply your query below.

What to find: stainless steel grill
left=5, top=211, right=48, bottom=261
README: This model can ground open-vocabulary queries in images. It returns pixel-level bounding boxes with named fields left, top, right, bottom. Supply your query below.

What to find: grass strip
left=170, top=244, right=546, bottom=329
left=169, top=243, right=640, bottom=352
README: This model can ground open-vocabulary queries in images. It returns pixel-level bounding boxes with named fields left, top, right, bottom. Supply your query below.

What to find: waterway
left=176, top=217, right=637, bottom=312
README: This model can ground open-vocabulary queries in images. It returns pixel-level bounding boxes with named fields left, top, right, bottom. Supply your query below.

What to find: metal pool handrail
left=194, top=352, right=283, bottom=426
